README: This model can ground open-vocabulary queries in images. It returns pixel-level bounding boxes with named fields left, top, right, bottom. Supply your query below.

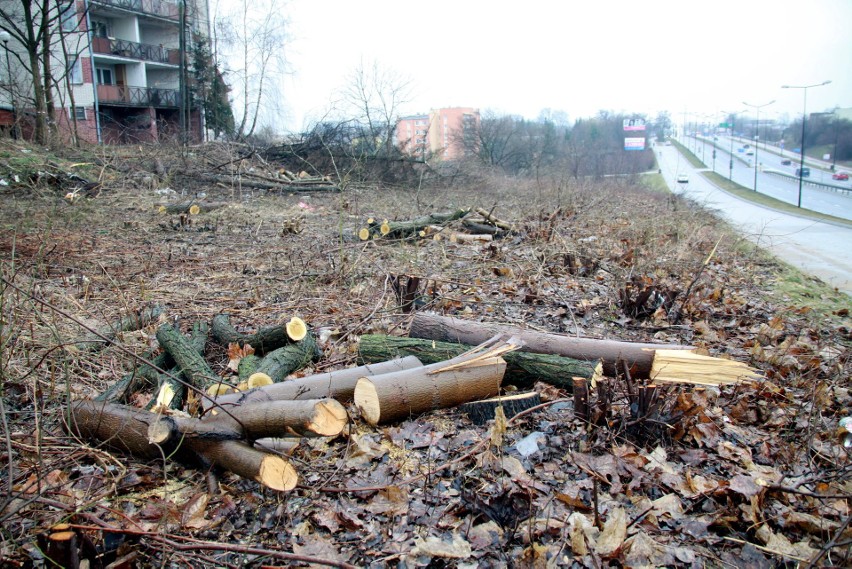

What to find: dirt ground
left=0, top=141, right=850, bottom=567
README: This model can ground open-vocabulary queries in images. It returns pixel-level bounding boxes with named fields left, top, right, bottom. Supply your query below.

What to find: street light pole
left=782, top=81, right=831, bottom=208
left=743, top=100, right=775, bottom=193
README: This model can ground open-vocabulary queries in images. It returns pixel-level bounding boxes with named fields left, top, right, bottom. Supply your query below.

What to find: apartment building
left=396, top=107, right=480, bottom=161
left=0, top=0, right=210, bottom=144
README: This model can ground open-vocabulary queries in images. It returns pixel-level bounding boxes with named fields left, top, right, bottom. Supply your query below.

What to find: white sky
left=222, top=0, right=852, bottom=133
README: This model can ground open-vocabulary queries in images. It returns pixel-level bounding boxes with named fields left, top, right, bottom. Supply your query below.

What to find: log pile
left=70, top=307, right=762, bottom=492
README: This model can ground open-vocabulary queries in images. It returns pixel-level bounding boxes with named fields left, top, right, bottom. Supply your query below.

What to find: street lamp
left=782, top=80, right=831, bottom=208
left=722, top=110, right=743, bottom=182
left=743, top=100, right=775, bottom=193
left=0, top=30, right=14, bottom=138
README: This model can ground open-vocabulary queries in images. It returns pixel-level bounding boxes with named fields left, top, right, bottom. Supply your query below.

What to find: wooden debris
left=650, top=349, right=762, bottom=386
left=204, top=356, right=423, bottom=410
left=408, top=312, right=692, bottom=377
left=211, top=314, right=314, bottom=355
left=75, top=304, right=165, bottom=351
left=475, top=207, right=514, bottom=231
left=358, top=334, right=602, bottom=390
left=353, top=336, right=519, bottom=425
left=460, top=391, right=541, bottom=425
left=358, top=208, right=470, bottom=240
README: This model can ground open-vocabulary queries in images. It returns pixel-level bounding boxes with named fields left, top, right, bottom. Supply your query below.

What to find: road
left=680, top=136, right=852, bottom=220
left=657, top=144, right=852, bottom=295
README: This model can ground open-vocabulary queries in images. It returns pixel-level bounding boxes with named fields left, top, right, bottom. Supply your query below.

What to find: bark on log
left=408, top=313, right=692, bottom=377
left=459, top=391, right=541, bottom=425
left=254, top=334, right=321, bottom=382
left=475, top=207, right=514, bottom=231
left=359, top=208, right=470, bottom=240
left=211, top=314, right=311, bottom=355
left=358, top=334, right=601, bottom=391
left=190, top=439, right=298, bottom=492
left=155, top=322, right=220, bottom=391
left=68, top=401, right=298, bottom=491
left=204, top=356, right=423, bottom=411
left=148, top=319, right=209, bottom=410
left=153, top=399, right=348, bottom=443
left=75, top=304, right=165, bottom=351
left=462, top=219, right=505, bottom=236
left=353, top=336, right=518, bottom=425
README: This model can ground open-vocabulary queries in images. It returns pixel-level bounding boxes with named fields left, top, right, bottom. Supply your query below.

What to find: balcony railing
left=91, top=0, right=179, bottom=21
left=97, top=84, right=179, bottom=107
left=91, top=36, right=180, bottom=64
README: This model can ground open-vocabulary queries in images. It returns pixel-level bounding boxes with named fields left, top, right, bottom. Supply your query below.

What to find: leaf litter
left=0, top=142, right=849, bottom=567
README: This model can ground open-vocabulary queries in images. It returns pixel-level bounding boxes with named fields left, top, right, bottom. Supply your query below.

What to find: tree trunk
left=155, top=322, right=219, bottom=391
left=358, top=334, right=601, bottom=390
left=408, top=313, right=692, bottom=377
left=152, top=398, right=348, bottom=443
left=204, top=356, right=423, bottom=410
left=254, top=334, right=321, bottom=382
left=353, top=336, right=517, bottom=425
left=190, top=439, right=298, bottom=492
left=211, top=314, right=312, bottom=355
left=359, top=208, right=470, bottom=240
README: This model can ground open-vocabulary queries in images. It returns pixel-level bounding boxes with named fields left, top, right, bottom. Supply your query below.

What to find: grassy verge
left=701, top=171, right=852, bottom=228
left=639, top=172, right=670, bottom=194
left=762, top=254, right=852, bottom=319
left=669, top=139, right=706, bottom=168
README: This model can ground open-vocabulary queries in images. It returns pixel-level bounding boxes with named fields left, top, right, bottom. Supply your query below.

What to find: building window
left=96, top=67, right=114, bottom=85
left=60, top=2, right=78, bottom=31
left=91, top=20, right=109, bottom=38
left=68, top=57, right=83, bottom=84
left=69, top=107, right=86, bottom=120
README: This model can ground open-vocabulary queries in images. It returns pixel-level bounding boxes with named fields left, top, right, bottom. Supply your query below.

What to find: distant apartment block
left=0, top=0, right=210, bottom=144
left=396, top=107, right=480, bottom=160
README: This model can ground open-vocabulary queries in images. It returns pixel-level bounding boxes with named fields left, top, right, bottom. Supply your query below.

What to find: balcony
left=92, top=36, right=180, bottom=65
left=97, top=84, right=179, bottom=107
left=90, top=0, right=179, bottom=21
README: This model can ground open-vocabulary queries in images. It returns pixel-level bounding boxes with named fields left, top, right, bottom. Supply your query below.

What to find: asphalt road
left=681, top=136, right=852, bottom=220
left=657, top=144, right=852, bottom=295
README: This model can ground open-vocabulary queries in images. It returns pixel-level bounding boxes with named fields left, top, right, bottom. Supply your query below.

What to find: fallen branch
left=204, top=356, right=423, bottom=411
left=408, top=312, right=692, bottom=377
left=211, top=314, right=309, bottom=355
left=358, top=334, right=601, bottom=390
left=353, top=336, right=519, bottom=425
left=75, top=304, right=164, bottom=351
left=358, top=208, right=470, bottom=240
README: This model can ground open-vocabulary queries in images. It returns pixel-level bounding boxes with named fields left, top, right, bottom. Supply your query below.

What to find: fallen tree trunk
left=211, top=314, right=310, bottom=355
left=358, top=334, right=601, bottom=390
left=197, top=173, right=339, bottom=193
left=204, top=356, right=423, bottom=411
left=68, top=400, right=298, bottom=491
left=150, top=399, right=348, bottom=443
left=462, top=219, right=505, bottom=236
left=408, top=313, right=692, bottom=377
left=359, top=208, right=470, bottom=240
left=155, top=322, right=220, bottom=391
left=353, top=336, right=518, bottom=425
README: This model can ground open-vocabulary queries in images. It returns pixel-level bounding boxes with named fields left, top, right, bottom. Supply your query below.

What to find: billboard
left=623, top=118, right=646, bottom=131
left=624, top=137, right=646, bottom=151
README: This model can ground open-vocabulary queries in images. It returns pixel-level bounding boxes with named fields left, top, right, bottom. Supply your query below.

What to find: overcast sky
left=225, top=0, right=852, bottom=133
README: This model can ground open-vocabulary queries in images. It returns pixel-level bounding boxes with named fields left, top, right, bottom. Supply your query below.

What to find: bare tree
left=214, top=0, right=289, bottom=139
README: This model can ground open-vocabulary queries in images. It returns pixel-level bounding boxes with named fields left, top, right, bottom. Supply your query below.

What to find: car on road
left=781, top=159, right=792, bottom=165
left=677, top=174, right=689, bottom=183
left=832, top=172, right=849, bottom=181
left=746, top=150, right=754, bottom=156
left=795, top=167, right=811, bottom=177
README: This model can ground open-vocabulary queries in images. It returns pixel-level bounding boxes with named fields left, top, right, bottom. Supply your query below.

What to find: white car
left=677, top=174, right=689, bottom=183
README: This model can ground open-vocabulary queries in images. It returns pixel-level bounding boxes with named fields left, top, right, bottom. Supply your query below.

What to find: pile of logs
left=69, top=308, right=761, bottom=492
left=356, top=207, right=515, bottom=243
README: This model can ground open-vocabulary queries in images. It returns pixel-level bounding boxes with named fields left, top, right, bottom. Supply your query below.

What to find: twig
left=721, top=536, right=809, bottom=563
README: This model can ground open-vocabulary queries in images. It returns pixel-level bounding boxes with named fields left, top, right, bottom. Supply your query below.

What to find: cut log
left=359, top=208, right=470, bottom=240
left=190, top=439, right=298, bottom=492
left=68, top=401, right=299, bottom=491
left=155, top=322, right=219, bottom=391
left=358, top=334, right=601, bottom=391
left=211, top=314, right=312, bottom=355
left=460, top=391, right=542, bottom=425
left=204, top=356, right=423, bottom=410
left=408, top=313, right=692, bottom=377
left=475, top=207, right=514, bottom=231
left=154, top=399, right=348, bottom=442
left=354, top=336, right=518, bottom=425
left=650, top=349, right=762, bottom=385
left=147, top=319, right=209, bottom=410
left=75, top=304, right=165, bottom=351
left=155, top=201, right=228, bottom=215
left=254, top=437, right=299, bottom=455
left=254, top=334, right=321, bottom=382
left=462, top=219, right=504, bottom=236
